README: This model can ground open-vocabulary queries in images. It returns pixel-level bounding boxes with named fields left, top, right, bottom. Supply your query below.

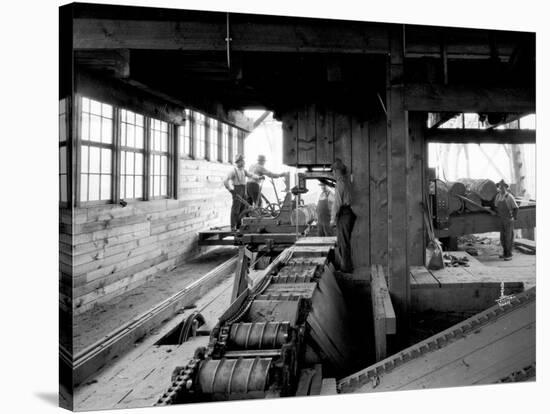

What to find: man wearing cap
left=224, top=154, right=261, bottom=231
left=247, top=154, right=286, bottom=207
left=330, top=159, right=356, bottom=273
left=494, top=179, right=519, bottom=261
left=317, top=182, right=335, bottom=237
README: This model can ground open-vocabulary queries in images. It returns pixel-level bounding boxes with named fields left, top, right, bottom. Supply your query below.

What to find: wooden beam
left=435, top=205, right=535, bottom=238
left=371, top=265, right=397, bottom=361
left=426, top=128, right=535, bottom=144
left=386, top=25, right=410, bottom=328
left=405, top=83, right=535, bottom=113
left=75, top=49, right=130, bottom=78
left=75, top=70, right=253, bottom=131
left=73, top=17, right=389, bottom=54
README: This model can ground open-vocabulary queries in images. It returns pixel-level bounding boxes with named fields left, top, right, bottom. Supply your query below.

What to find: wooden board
left=368, top=114, right=388, bottom=266
left=341, top=293, right=535, bottom=393
left=316, top=107, right=334, bottom=165
left=350, top=117, right=370, bottom=271
left=371, top=265, right=397, bottom=361
left=282, top=111, right=298, bottom=165
left=295, top=237, right=336, bottom=246
left=407, top=112, right=425, bottom=266
left=333, top=113, right=352, bottom=169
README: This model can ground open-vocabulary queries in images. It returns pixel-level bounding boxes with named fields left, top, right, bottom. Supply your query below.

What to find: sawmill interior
left=59, top=3, right=536, bottom=410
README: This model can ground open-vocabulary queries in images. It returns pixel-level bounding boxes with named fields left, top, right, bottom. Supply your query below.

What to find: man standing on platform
left=224, top=154, right=261, bottom=231
left=330, top=159, right=356, bottom=273
left=316, top=182, right=334, bottom=237
left=495, top=179, right=519, bottom=261
left=246, top=154, right=286, bottom=207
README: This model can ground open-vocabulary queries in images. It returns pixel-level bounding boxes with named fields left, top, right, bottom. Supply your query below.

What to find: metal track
left=338, top=287, right=536, bottom=393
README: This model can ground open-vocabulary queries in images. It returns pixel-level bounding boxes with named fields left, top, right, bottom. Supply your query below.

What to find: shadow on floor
left=34, top=392, right=58, bottom=407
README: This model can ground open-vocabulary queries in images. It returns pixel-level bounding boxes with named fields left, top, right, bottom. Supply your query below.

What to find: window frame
left=179, top=109, right=194, bottom=159
left=207, top=118, right=219, bottom=162
left=76, top=95, right=116, bottom=206
left=193, top=112, right=207, bottom=160
left=75, top=95, right=178, bottom=207
left=119, top=108, right=146, bottom=202
left=148, top=117, right=172, bottom=200
left=59, top=97, right=70, bottom=207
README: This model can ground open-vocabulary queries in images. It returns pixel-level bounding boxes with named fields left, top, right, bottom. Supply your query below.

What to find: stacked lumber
left=514, top=238, right=536, bottom=255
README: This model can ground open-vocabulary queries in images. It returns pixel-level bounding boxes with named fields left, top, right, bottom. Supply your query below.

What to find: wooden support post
left=231, top=246, right=251, bottom=302
left=408, top=113, right=426, bottom=266
left=386, top=25, right=410, bottom=333
left=371, top=265, right=397, bottom=361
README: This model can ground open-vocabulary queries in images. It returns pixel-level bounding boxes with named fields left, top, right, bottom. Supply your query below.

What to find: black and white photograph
left=1, top=1, right=548, bottom=413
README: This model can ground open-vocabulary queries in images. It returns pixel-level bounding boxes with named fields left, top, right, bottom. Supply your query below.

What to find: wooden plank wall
left=60, top=159, right=232, bottom=314
left=350, top=118, right=370, bottom=273
left=282, top=106, right=352, bottom=168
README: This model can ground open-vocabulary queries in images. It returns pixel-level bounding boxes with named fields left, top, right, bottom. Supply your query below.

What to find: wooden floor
left=70, top=247, right=236, bottom=353
left=339, top=288, right=536, bottom=393
left=410, top=250, right=533, bottom=313
left=74, top=271, right=240, bottom=410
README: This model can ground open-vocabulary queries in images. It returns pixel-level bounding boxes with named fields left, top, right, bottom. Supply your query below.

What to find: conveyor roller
left=197, top=357, right=273, bottom=399
left=227, top=322, right=290, bottom=350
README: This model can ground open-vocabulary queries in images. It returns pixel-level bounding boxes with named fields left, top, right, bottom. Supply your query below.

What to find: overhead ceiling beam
left=73, top=17, right=525, bottom=60
left=405, top=83, right=535, bottom=113
left=425, top=128, right=535, bottom=144
left=73, top=18, right=389, bottom=54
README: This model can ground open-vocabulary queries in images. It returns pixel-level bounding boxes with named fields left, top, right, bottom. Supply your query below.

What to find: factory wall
left=60, top=160, right=232, bottom=315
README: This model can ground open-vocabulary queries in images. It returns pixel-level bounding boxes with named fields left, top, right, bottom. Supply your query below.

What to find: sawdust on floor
left=458, top=232, right=536, bottom=289
left=72, top=247, right=237, bottom=354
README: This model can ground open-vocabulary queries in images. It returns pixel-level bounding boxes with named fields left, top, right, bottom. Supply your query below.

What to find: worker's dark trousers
left=336, top=206, right=356, bottom=273
left=499, top=217, right=515, bottom=257
left=246, top=182, right=262, bottom=206
left=231, top=185, right=247, bottom=230
left=316, top=199, right=333, bottom=237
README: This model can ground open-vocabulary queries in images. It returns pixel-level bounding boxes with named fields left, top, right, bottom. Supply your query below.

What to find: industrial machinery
left=198, top=170, right=335, bottom=247
left=156, top=237, right=536, bottom=405
left=156, top=240, right=354, bottom=404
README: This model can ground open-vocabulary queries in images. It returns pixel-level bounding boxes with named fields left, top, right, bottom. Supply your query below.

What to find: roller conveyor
left=156, top=239, right=536, bottom=406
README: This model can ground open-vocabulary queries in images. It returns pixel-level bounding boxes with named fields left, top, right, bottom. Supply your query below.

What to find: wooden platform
left=339, top=288, right=536, bottom=393
left=198, top=226, right=235, bottom=246
left=411, top=251, right=526, bottom=313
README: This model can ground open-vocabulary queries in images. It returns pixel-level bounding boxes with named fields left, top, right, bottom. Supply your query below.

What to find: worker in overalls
left=330, top=159, right=356, bottom=273
left=224, top=154, right=261, bottom=231
left=316, top=182, right=334, bottom=237
left=494, top=179, right=519, bottom=261
left=246, top=154, right=286, bottom=207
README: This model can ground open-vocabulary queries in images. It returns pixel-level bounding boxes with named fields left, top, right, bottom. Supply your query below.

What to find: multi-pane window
left=179, top=109, right=192, bottom=157
left=59, top=98, right=69, bottom=204
left=80, top=97, right=113, bottom=202
left=120, top=109, right=145, bottom=200
left=232, top=127, right=239, bottom=161
left=221, top=124, right=229, bottom=163
left=194, top=112, right=206, bottom=159
left=209, top=119, right=219, bottom=162
left=149, top=118, right=169, bottom=198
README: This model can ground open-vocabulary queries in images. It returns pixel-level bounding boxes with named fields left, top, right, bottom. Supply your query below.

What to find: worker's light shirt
left=494, top=191, right=519, bottom=218
left=331, top=175, right=353, bottom=223
left=224, top=167, right=256, bottom=190
left=247, top=163, right=278, bottom=184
